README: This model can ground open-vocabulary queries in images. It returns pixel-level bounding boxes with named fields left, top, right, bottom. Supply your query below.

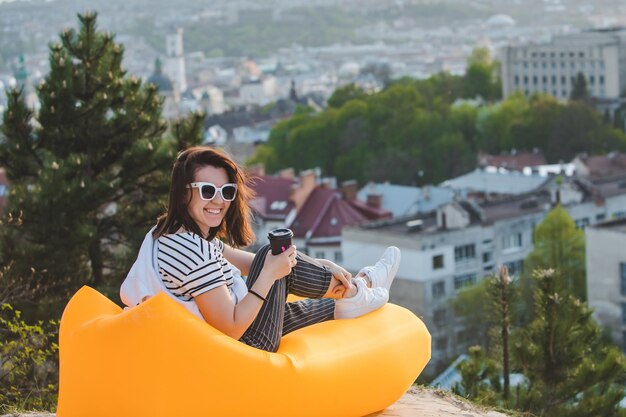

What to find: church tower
left=164, top=27, right=187, bottom=93
left=14, top=54, right=38, bottom=110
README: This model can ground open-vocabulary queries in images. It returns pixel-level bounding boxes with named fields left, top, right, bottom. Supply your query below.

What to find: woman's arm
left=222, top=244, right=255, bottom=276
left=194, top=246, right=295, bottom=340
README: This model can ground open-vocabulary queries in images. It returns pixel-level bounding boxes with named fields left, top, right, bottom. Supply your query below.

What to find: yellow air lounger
left=57, top=286, right=431, bottom=417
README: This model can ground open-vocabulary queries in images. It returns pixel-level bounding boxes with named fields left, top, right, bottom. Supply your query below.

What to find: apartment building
left=586, top=219, right=626, bottom=352
left=342, top=173, right=626, bottom=375
left=501, top=27, right=626, bottom=100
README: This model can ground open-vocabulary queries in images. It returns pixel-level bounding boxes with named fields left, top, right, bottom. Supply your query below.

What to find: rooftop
left=441, top=168, right=549, bottom=196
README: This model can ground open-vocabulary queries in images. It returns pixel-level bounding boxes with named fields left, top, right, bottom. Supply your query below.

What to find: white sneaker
left=334, top=277, right=389, bottom=319
left=359, top=246, right=401, bottom=291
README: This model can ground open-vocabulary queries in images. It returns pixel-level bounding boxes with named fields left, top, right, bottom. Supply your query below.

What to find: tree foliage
left=524, top=205, right=586, bottom=301
left=0, top=304, right=58, bottom=412
left=0, top=12, right=176, bottom=309
left=455, top=269, right=626, bottom=416
left=512, top=269, right=626, bottom=417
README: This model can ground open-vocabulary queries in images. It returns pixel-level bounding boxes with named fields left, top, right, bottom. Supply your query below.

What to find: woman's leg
left=239, top=247, right=337, bottom=350
left=239, top=244, right=288, bottom=352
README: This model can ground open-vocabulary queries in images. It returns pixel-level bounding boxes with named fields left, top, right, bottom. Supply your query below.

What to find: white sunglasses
left=188, top=182, right=237, bottom=201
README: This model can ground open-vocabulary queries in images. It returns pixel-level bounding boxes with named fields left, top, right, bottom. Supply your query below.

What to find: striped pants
left=239, top=244, right=336, bottom=352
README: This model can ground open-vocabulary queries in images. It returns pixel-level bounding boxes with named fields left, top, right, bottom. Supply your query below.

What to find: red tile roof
left=249, top=175, right=295, bottom=220
left=579, top=153, right=626, bottom=178
left=289, top=187, right=372, bottom=240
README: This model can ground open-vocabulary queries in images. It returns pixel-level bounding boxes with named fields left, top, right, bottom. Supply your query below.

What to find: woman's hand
left=317, top=259, right=353, bottom=291
left=263, top=245, right=297, bottom=281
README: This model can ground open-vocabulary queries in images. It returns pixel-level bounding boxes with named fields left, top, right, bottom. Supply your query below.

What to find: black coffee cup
left=268, top=228, right=293, bottom=255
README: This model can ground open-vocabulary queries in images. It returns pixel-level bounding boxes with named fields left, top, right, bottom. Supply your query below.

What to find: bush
left=0, top=303, right=58, bottom=412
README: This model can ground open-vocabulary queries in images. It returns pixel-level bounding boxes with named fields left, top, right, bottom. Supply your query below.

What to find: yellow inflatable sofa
left=57, top=286, right=431, bottom=417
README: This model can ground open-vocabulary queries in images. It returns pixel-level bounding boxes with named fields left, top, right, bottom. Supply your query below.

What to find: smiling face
left=187, top=164, right=231, bottom=238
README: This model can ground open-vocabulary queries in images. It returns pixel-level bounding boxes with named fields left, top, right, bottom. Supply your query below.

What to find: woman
left=121, top=146, right=401, bottom=352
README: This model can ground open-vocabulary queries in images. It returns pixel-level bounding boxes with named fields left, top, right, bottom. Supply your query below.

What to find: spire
left=289, top=79, right=298, bottom=101
left=154, top=57, right=162, bottom=75
left=15, top=54, right=28, bottom=84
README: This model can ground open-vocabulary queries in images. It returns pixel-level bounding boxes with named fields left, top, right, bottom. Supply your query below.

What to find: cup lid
left=268, top=228, right=293, bottom=239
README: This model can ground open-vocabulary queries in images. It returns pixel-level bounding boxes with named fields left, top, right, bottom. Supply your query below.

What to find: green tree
left=476, top=92, right=528, bottom=153
left=524, top=205, right=586, bottom=302
left=0, top=12, right=173, bottom=308
left=510, top=94, right=562, bottom=152
left=512, top=269, right=626, bottom=417
left=463, top=47, right=502, bottom=101
left=570, top=72, right=589, bottom=102
left=455, top=268, right=626, bottom=416
left=327, top=83, right=366, bottom=109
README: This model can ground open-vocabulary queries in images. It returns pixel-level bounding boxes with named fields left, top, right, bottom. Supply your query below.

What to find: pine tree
left=0, top=12, right=173, bottom=306
left=512, top=269, right=626, bottom=417
left=523, top=204, right=586, bottom=303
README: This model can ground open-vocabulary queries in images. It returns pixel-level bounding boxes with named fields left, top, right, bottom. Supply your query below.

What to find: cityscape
left=1, top=0, right=626, bottom=415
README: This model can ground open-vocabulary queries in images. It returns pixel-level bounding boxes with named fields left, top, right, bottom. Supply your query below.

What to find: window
left=432, top=281, right=445, bottom=299
left=596, top=213, right=606, bottom=222
left=514, top=75, right=519, bottom=85
left=504, top=260, right=524, bottom=278
left=551, top=75, right=556, bottom=84
left=433, top=254, right=444, bottom=270
left=620, top=263, right=626, bottom=295
left=614, top=211, right=626, bottom=219
left=454, top=273, right=476, bottom=290
left=523, top=75, right=528, bottom=84
left=483, top=252, right=492, bottom=263
left=334, top=251, right=343, bottom=263
left=502, top=233, right=523, bottom=251
left=433, top=308, right=447, bottom=326
left=542, top=75, right=547, bottom=84
left=561, top=75, right=566, bottom=84
left=315, top=251, right=324, bottom=259
left=590, top=75, right=595, bottom=85
left=455, top=244, right=476, bottom=262
left=533, top=76, right=538, bottom=85
left=435, top=336, right=448, bottom=350
left=575, top=218, right=590, bottom=229
left=600, top=75, right=605, bottom=85
left=623, top=302, right=626, bottom=324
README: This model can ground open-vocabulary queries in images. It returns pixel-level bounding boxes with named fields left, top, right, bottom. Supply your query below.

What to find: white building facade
left=501, top=28, right=626, bottom=100
left=585, top=220, right=626, bottom=353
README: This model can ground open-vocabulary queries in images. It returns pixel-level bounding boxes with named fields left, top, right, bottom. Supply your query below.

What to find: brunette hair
left=153, top=146, right=255, bottom=247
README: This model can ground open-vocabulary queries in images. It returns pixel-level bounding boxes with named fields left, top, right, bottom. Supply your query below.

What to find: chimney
left=366, top=194, right=382, bottom=209
left=291, top=169, right=318, bottom=211
left=278, top=168, right=295, bottom=181
left=341, top=180, right=358, bottom=201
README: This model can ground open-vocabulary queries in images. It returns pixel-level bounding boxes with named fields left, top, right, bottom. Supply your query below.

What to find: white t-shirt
left=157, top=232, right=247, bottom=303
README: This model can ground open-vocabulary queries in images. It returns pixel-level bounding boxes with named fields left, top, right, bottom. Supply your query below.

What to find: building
left=357, top=182, right=456, bottom=218
left=147, top=58, right=179, bottom=119
left=572, top=152, right=626, bottom=178
left=478, top=150, right=547, bottom=172
left=441, top=168, right=549, bottom=200
left=249, top=169, right=390, bottom=259
left=164, top=27, right=187, bottom=93
left=342, top=173, right=626, bottom=375
left=585, top=219, right=626, bottom=352
left=501, top=27, right=626, bottom=101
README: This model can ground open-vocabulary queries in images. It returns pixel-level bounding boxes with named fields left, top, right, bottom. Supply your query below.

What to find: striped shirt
left=157, top=232, right=235, bottom=302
